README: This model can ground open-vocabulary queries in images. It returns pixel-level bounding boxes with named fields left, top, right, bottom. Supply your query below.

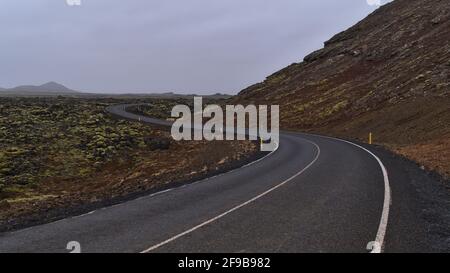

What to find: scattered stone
left=304, top=49, right=325, bottom=63
left=351, top=50, right=361, bottom=57
left=144, top=137, right=170, bottom=150
left=0, top=200, right=11, bottom=209
left=415, top=74, right=426, bottom=80
left=431, top=18, right=440, bottom=24
left=431, top=17, right=442, bottom=25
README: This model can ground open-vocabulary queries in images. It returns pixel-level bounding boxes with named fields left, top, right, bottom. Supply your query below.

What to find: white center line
left=141, top=139, right=320, bottom=253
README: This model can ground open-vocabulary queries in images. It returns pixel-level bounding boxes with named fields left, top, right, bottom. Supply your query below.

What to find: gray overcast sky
left=0, top=0, right=384, bottom=94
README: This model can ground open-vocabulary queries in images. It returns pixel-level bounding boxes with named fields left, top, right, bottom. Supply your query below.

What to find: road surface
left=0, top=104, right=446, bottom=253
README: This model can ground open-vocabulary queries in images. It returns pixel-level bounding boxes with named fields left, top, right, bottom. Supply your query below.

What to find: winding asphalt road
left=0, top=104, right=441, bottom=253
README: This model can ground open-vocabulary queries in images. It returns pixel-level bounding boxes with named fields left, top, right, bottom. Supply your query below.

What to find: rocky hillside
left=236, top=0, right=450, bottom=178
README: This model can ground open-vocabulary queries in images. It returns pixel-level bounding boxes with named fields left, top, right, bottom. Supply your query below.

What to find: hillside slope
left=236, top=0, right=450, bottom=178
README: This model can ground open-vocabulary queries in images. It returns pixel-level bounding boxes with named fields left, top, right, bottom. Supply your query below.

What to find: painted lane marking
left=297, top=132, right=391, bottom=253
left=6, top=109, right=279, bottom=237
left=141, top=139, right=320, bottom=253
left=339, top=140, right=390, bottom=254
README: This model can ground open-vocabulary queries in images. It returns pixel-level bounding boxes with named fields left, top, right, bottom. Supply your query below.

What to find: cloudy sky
left=0, top=0, right=385, bottom=94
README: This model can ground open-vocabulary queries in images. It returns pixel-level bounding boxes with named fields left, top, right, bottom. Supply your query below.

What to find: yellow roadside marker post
left=369, top=132, right=373, bottom=145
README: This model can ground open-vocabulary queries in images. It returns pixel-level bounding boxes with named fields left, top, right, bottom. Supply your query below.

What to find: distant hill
left=0, top=82, right=79, bottom=95
left=0, top=83, right=231, bottom=98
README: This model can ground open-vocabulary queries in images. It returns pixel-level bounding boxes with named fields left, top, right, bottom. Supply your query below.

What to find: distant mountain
left=0, top=82, right=79, bottom=95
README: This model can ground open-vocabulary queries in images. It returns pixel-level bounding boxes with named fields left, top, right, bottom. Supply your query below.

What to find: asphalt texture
left=0, top=104, right=448, bottom=253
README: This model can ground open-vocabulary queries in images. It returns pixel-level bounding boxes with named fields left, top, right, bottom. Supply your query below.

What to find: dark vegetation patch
left=0, top=97, right=160, bottom=197
left=0, top=97, right=259, bottom=231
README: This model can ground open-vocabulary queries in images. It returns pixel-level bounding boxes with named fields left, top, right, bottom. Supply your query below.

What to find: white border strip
left=341, top=140, right=391, bottom=253
left=141, top=140, right=320, bottom=253
left=112, top=106, right=390, bottom=252
left=299, top=133, right=391, bottom=253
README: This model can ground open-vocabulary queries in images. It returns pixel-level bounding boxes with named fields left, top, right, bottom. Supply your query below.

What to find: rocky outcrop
left=235, top=0, right=450, bottom=177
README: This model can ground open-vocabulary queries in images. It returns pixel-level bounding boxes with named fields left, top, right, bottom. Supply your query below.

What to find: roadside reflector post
left=369, top=132, right=373, bottom=145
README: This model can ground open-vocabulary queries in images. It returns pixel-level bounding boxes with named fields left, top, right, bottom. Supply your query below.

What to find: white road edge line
left=302, top=133, right=391, bottom=253
left=141, top=139, right=320, bottom=253
left=119, top=106, right=389, bottom=252
left=339, top=139, right=390, bottom=254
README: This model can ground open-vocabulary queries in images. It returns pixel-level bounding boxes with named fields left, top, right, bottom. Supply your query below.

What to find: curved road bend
left=0, top=104, right=429, bottom=253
